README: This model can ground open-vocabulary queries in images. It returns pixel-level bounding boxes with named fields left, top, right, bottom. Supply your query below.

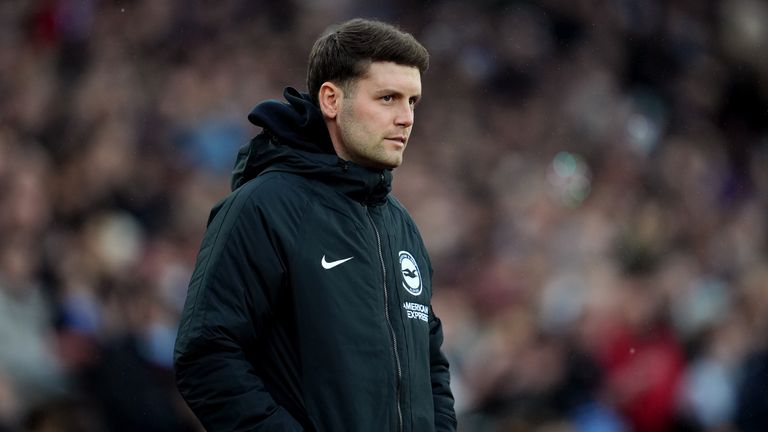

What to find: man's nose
left=394, top=103, right=414, bottom=128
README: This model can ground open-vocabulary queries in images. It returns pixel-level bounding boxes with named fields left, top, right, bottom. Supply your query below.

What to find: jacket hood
left=247, top=87, right=334, bottom=154
left=232, top=87, right=392, bottom=205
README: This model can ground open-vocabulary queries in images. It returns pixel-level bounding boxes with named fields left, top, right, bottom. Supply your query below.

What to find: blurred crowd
left=1, top=0, right=767, bottom=431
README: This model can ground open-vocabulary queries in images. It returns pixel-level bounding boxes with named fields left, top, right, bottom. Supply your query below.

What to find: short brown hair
left=306, top=18, right=429, bottom=105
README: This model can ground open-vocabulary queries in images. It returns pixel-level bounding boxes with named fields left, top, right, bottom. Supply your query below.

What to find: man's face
left=336, top=62, right=422, bottom=170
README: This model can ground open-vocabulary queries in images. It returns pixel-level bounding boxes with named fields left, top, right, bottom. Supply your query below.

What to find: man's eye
left=381, top=95, right=393, bottom=102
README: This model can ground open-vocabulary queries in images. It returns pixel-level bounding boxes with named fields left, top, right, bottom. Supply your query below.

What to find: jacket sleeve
left=429, top=312, right=458, bottom=431
left=417, top=228, right=457, bottom=431
left=173, top=190, right=303, bottom=432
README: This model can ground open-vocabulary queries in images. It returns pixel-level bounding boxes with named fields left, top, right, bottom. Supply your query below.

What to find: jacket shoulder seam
left=195, top=176, right=296, bottom=332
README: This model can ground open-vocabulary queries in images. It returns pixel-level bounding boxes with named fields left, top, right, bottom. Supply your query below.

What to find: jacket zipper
left=366, top=206, right=404, bottom=432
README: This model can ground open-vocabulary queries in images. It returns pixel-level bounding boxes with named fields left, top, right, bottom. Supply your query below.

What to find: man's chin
left=363, top=159, right=401, bottom=170
left=382, top=156, right=403, bottom=170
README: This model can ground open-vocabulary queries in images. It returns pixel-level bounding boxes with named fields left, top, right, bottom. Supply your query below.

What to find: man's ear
left=318, top=82, right=342, bottom=119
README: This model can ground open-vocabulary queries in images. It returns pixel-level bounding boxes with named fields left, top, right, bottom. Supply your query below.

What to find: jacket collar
left=232, top=87, right=393, bottom=205
left=231, top=131, right=392, bottom=206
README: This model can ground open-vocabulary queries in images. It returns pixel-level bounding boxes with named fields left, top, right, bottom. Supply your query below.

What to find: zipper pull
left=338, top=159, right=350, bottom=172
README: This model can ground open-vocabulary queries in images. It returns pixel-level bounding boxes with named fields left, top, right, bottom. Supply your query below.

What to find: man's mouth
left=386, top=136, right=407, bottom=144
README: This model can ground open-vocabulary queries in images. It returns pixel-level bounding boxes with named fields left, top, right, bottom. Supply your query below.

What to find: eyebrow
left=375, top=88, right=422, bottom=100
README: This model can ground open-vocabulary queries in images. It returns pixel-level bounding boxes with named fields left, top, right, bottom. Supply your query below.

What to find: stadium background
left=1, top=0, right=767, bottom=431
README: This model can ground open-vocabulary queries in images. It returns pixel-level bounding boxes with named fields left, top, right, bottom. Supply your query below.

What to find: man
left=174, top=18, right=456, bottom=432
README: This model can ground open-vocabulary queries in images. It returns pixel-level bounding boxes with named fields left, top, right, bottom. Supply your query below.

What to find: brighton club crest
left=398, top=251, right=422, bottom=296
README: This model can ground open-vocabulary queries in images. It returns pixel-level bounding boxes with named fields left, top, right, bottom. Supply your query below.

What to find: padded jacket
left=174, top=88, right=456, bottom=432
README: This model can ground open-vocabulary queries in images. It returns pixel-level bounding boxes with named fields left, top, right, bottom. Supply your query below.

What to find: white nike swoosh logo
left=321, top=255, right=354, bottom=269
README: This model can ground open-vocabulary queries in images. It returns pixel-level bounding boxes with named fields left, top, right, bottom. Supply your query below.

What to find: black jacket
left=174, top=88, right=456, bottom=432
